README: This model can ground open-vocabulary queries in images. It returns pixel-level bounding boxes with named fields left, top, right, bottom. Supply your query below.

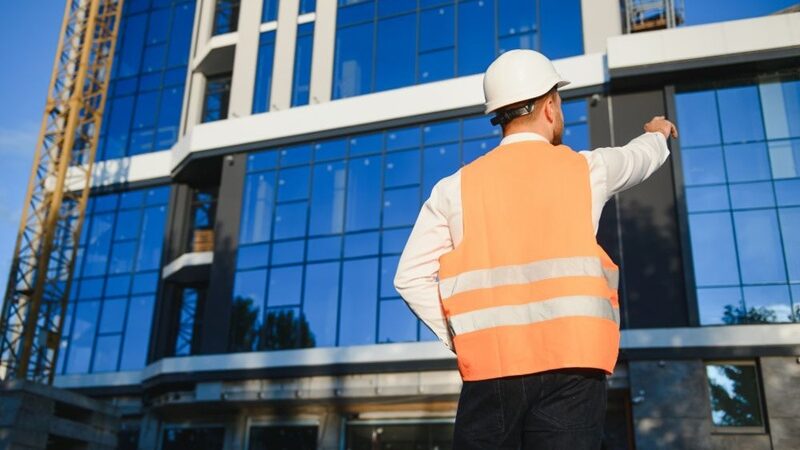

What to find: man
left=394, top=49, right=678, bottom=449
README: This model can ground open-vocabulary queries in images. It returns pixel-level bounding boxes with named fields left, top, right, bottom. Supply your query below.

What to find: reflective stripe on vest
left=447, top=295, right=620, bottom=336
left=439, top=255, right=619, bottom=301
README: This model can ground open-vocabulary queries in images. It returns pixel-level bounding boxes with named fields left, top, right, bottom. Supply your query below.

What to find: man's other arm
left=394, top=177, right=457, bottom=352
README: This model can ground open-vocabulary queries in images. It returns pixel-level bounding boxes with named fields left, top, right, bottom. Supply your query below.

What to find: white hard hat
left=483, top=49, right=570, bottom=115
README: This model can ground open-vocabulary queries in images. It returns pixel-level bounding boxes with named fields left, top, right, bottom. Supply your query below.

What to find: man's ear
left=544, top=96, right=556, bottom=124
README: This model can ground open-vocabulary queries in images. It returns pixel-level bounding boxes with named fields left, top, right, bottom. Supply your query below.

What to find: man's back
left=394, top=131, right=670, bottom=352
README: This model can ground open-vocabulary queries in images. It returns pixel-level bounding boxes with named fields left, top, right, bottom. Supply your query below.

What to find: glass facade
left=231, top=101, right=588, bottom=352
left=292, top=23, right=315, bottom=107
left=681, top=0, right=798, bottom=27
left=705, top=362, right=764, bottom=428
left=253, top=31, right=277, bottom=114
left=203, top=73, right=232, bottom=122
left=99, top=0, right=195, bottom=161
left=174, top=287, right=202, bottom=356
left=332, top=0, right=583, bottom=99
left=59, top=186, right=169, bottom=375
left=676, top=78, right=800, bottom=325
left=299, top=0, right=316, bottom=14
left=262, top=0, right=279, bottom=22
left=213, top=0, right=240, bottom=35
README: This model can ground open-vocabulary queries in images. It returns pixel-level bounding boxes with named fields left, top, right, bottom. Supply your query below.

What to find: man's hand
left=644, top=116, right=678, bottom=140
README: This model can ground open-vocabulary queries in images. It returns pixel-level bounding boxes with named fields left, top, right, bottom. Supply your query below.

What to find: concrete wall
left=761, top=356, right=800, bottom=450
left=629, top=360, right=715, bottom=449
left=629, top=359, right=800, bottom=450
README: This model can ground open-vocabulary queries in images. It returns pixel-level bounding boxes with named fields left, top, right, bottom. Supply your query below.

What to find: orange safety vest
left=438, top=140, right=620, bottom=381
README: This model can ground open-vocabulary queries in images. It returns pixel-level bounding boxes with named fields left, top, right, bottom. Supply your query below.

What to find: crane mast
left=0, top=0, right=124, bottom=384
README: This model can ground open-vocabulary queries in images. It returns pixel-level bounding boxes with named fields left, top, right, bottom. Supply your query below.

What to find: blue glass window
left=303, top=262, right=339, bottom=347
left=339, top=258, right=378, bottom=345
left=253, top=31, right=277, bottom=114
left=202, top=74, right=232, bottom=122
left=231, top=108, right=590, bottom=350
left=100, top=1, right=196, bottom=160
left=676, top=78, right=800, bottom=325
left=681, top=0, right=798, bottom=27
left=213, top=0, right=239, bottom=35
left=61, top=186, right=168, bottom=374
left=299, top=0, right=316, bottom=14
left=262, top=0, right=278, bottom=22
left=375, top=13, right=416, bottom=91
left=333, top=22, right=374, bottom=98
left=332, top=0, right=583, bottom=99
left=292, top=23, right=315, bottom=107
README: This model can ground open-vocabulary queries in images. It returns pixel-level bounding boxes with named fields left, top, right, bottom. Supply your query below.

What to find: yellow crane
left=0, top=0, right=124, bottom=384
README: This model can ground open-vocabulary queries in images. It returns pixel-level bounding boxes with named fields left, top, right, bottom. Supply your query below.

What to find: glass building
left=43, top=0, right=800, bottom=449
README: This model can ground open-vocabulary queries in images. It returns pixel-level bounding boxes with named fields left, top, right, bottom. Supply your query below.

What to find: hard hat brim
left=484, top=78, right=571, bottom=115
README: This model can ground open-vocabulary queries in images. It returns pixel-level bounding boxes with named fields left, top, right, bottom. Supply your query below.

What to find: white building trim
left=607, top=12, right=800, bottom=73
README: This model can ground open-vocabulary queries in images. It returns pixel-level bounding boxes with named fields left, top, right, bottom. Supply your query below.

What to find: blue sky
left=0, top=3, right=63, bottom=293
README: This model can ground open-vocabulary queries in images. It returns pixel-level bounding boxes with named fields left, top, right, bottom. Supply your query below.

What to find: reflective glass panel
left=706, top=364, right=764, bottom=427
left=677, top=78, right=800, bottom=325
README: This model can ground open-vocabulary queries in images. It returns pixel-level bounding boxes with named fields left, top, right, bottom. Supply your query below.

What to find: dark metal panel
left=199, top=154, right=247, bottom=354
left=149, top=184, right=191, bottom=363
left=611, top=90, right=689, bottom=329
left=589, top=93, right=630, bottom=329
left=664, top=85, right=701, bottom=327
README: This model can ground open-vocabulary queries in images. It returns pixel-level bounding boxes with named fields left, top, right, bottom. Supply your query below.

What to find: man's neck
left=502, top=124, right=552, bottom=143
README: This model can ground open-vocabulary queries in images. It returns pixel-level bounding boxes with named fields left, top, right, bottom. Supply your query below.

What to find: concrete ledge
left=54, top=324, right=800, bottom=389
left=607, top=13, right=800, bottom=75
left=170, top=52, right=607, bottom=172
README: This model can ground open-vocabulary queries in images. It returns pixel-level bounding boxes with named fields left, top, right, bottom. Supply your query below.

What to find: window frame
left=704, top=359, right=767, bottom=434
left=668, top=73, right=800, bottom=328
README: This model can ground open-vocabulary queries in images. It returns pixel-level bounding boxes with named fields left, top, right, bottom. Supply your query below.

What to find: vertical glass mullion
left=370, top=1, right=378, bottom=93
left=374, top=134, right=388, bottom=343
left=262, top=167, right=281, bottom=350
left=89, top=201, right=121, bottom=373
left=297, top=152, right=315, bottom=347
left=116, top=200, right=147, bottom=371
left=755, top=83, right=793, bottom=299
left=334, top=140, right=353, bottom=346
left=710, top=89, right=746, bottom=314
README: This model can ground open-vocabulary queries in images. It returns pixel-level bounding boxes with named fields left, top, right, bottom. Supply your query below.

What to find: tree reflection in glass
left=229, top=297, right=316, bottom=351
left=705, top=364, right=763, bottom=427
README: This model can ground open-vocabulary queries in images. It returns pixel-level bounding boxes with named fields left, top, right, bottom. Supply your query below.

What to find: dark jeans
left=453, top=368, right=607, bottom=450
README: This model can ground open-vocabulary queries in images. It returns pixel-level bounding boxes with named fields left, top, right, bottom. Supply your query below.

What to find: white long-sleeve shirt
left=394, top=131, right=670, bottom=351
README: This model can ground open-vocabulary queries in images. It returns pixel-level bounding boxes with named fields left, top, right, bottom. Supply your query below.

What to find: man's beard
left=551, top=116, right=564, bottom=146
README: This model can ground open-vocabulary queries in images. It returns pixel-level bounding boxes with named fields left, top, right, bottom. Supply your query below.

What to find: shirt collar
left=499, top=132, right=550, bottom=146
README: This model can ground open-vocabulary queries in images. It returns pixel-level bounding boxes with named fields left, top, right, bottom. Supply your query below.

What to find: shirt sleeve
left=587, top=131, right=671, bottom=199
left=394, top=178, right=456, bottom=352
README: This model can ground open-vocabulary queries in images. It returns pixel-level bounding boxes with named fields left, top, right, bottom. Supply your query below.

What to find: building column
left=580, top=0, right=623, bottom=53
left=309, top=0, right=337, bottom=105
left=199, top=153, right=247, bottom=354
left=228, top=0, right=264, bottom=117
left=270, top=0, right=300, bottom=111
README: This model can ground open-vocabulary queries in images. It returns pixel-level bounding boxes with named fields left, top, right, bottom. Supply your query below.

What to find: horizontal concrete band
left=447, top=295, right=620, bottom=336
left=439, top=256, right=619, bottom=300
